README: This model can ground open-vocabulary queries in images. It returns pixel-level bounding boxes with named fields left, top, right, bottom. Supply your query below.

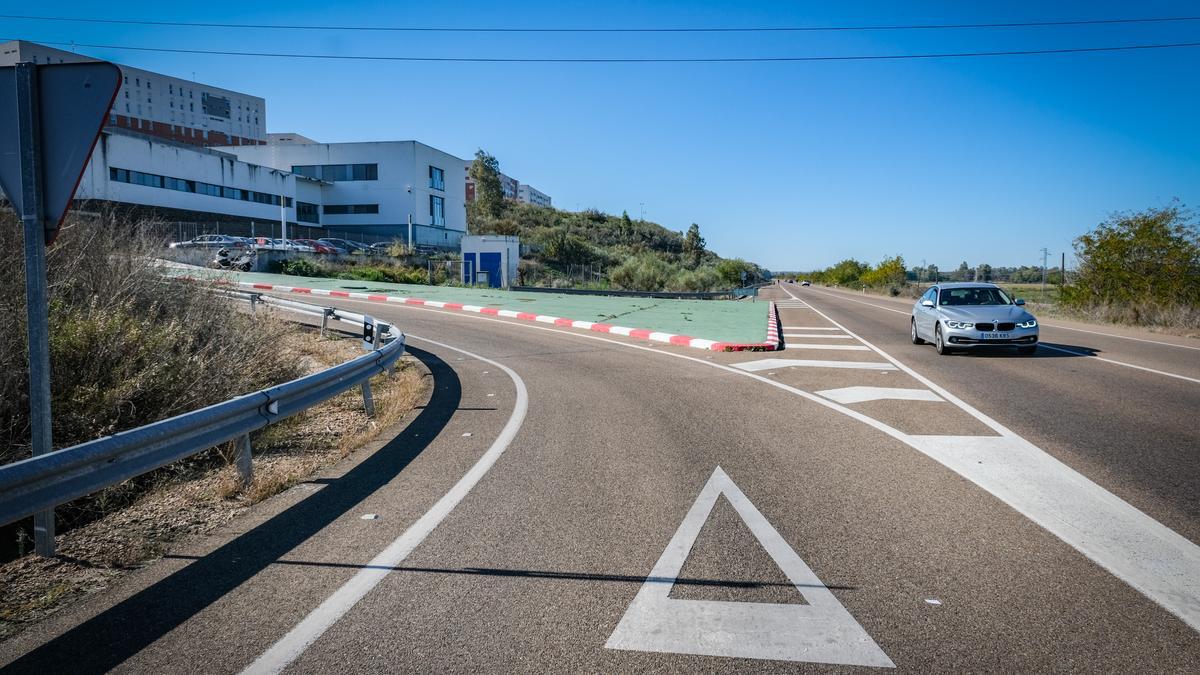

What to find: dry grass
left=0, top=327, right=430, bottom=641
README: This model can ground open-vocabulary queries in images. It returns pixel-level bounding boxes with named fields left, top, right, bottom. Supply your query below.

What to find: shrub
left=609, top=253, right=677, bottom=291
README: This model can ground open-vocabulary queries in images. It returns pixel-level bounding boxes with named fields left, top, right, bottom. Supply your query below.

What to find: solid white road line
left=733, top=358, right=896, bottom=372
left=800, top=285, right=1200, bottom=385
left=1041, top=322, right=1200, bottom=351
left=784, top=284, right=1200, bottom=632
left=816, top=386, right=943, bottom=404
left=782, top=334, right=855, bottom=339
left=1038, top=344, right=1200, bottom=385
left=781, top=326, right=841, bottom=331
left=242, top=335, right=530, bottom=675
left=301, top=292, right=1200, bottom=634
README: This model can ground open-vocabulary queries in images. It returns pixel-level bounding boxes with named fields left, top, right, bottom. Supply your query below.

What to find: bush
left=1, top=213, right=300, bottom=467
left=1063, top=204, right=1199, bottom=326
left=609, top=253, right=677, bottom=291
left=272, top=257, right=329, bottom=278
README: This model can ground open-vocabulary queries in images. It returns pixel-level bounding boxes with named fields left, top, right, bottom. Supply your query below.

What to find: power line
left=1, top=13, right=1199, bottom=33
left=17, top=39, right=1200, bottom=63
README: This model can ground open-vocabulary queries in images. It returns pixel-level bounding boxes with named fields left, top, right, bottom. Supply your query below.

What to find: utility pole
left=408, top=213, right=413, bottom=254
left=639, top=202, right=645, bottom=222
left=1060, top=251, right=1066, bottom=290
left=1040, top=247, right=1049, bottom=296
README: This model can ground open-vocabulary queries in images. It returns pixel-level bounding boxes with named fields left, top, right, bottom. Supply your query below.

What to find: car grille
left=974, top=323, right=995, bottom=331
left=997, top=322, right=1016, bottom=331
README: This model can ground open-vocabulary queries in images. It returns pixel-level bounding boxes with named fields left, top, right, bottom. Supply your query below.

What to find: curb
left=238, top=281, right=781, bottom=352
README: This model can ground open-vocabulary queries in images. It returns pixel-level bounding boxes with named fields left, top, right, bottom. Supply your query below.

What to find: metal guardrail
left=0, top=292, right=406, bottom=548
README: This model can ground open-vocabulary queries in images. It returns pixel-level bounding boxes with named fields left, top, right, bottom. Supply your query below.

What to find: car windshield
left=938, top=287, right=1013, bottom=306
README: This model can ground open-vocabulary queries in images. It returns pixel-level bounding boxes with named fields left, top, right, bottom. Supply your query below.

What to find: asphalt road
left=2, top=282, right=1198, bottom=673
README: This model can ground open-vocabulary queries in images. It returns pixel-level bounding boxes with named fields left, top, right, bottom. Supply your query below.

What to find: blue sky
left=5, top=1, right=1199, bottom=271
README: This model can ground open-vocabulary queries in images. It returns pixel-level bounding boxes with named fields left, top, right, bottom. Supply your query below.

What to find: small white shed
left=460, top=235, right=520, bottom=288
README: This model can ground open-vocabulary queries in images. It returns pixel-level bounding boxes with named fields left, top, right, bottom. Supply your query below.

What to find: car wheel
left=935, top=324, right=951, bottom=355
left=1017, top=345, right=1037, bottom=355
left=911, top=318, right=924, bottom=344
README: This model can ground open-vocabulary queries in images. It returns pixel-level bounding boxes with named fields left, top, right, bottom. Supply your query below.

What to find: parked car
left=292, top=238, right=340, bottom=254
left=168, top=234, right=247, bottom=250
left=911, top=283, right=1039, bottom=356
left=318, top=238, right=368, bottom=254
left=281, top=239, right=315, bottom=253
left=370, top=242, right=395, bottom=254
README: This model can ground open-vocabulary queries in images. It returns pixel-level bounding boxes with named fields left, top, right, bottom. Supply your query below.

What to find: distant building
left=0, top=40, right=266, bottom=148
left=222, top=140, right=468, bottom=246
left=517, top=184, right=552, bottom=208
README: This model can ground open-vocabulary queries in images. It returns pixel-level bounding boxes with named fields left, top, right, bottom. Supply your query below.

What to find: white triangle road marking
left=605, top=467, right=894, bottom=667
left=816, top=386, right=944, bottom=404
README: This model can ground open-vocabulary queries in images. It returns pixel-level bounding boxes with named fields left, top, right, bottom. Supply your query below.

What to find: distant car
left=369, top=242, right=395, bottom=253
left=801, top=280, right=811, bottom=286
left=911, top=283, right=1039, bottom=356
left=169, top=234, right=247, bottom=250
left=316, top=238, right=356, bottom=254
left=293, top=238, right=339, bottom=254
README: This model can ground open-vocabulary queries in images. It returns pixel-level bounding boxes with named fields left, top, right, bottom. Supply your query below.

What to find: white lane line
left=782, top=334, right=855, bottom=339
left=305, top=292, right=1200, bottom=634
left=799, top=285, right=1200, bottom=385
left=242, top=335, right=530, bottom=675
left=1041, top=323, right=1200, bottom=351
left=816, top=386, right=943, bottom=404
left=733, top=358, right=896, bottom=372
left=780, top=343, right=870, bottom=351
left=1038, top=343, right=1200, bottom=384
left=606, top=467, right=894, bottom=667
left=783, top=284, right=1200, bottom=631
left=781, top=326, right=841, bottom=331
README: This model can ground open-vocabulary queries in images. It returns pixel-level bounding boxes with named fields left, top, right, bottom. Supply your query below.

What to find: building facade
left=75, top=129, right=303, bottom=224
left=1, top=40, right=266, bottom=147
left=517, top=184, right=552, bottom=207
left=223, top=139, right=468, bottom=246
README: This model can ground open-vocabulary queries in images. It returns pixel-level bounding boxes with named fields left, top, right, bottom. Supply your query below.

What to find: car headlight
left=1017, top=319, right=1038, bottom=329
left=943, top=320, right=974, bottom=329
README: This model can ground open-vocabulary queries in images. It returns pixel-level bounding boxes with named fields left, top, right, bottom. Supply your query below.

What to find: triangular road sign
left=606, top=467, right=894, bottom=668
left=0, top=61, right=121, bottom=243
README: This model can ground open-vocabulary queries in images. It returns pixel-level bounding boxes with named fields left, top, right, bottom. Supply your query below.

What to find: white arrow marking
left=816, top=386, right=943, bottom=404
left=606, top=467, right=893, bottom=667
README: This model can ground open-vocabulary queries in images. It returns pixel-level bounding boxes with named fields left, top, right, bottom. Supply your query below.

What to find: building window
left=289, top=164, right=378, bottom=182
left=430, top=195, right=445, bottom=226
left=297, top=201, right=319, bottom=223
left=323, top=204, right=379, bottom=215
left=429, top=166, right=445, bottom=191
left=109, top=166, right=286, bottom=206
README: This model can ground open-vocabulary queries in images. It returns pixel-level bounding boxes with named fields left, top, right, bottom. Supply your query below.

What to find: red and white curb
left=239, top=281, right=781, bottom=352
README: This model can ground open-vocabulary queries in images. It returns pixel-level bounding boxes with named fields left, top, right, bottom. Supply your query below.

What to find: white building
left=222, top=139, right=468, bottom=246
left=517, top=184, right=552, bottom=207
left=74, top=129, right=306, bottom=225
left=0, top=40, right=266, bottom=147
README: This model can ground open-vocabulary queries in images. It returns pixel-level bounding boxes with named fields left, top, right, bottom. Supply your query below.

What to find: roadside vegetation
left=467, top=150, right=767, bottom=291
left=1, top=212, right=430, bottom=636
left=785, top=204, right=1198, bottom=330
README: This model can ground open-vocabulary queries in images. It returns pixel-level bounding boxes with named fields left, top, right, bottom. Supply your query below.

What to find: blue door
left=462, top=253, right=475, bottom=285
left=479, top=252, right=502, bottom=288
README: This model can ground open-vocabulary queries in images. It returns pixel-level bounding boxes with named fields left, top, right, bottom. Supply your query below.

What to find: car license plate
left=981, top=332, right=1010, bottom=340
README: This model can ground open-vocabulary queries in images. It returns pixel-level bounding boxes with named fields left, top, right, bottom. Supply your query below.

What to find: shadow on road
left=958, top=342, right=1098, bottom=358
left=4, top=346, right=461, bottom=674
left=156, top=557, right=854, bottom=591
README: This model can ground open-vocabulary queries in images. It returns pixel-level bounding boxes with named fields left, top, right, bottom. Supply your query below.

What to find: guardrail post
left=236, top=434, right=253, bottom=486
left=249, top=293, right=258, bottom=313
left=320, top=309, right=331, bottom=338
left=361, top=380, right=375, bottom=417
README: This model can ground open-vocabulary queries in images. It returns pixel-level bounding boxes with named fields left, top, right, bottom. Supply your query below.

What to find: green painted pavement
left=179, top=268, right=768, bottom=344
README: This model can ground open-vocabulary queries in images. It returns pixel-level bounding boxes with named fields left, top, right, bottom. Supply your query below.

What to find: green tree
left=861, top=255, right=907, bottom=288
left=1066, top=203, right=1200, bottom=310
left=468, top=149, right=504, bottom=230
left=715, top=258, right=756, bottom=287
left=682, top=223, right=706, bottom=267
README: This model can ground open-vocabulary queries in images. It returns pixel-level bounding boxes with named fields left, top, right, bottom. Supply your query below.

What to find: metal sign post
left=15, top=63, right=55, bottom=556
left=0, top=61, right=121, bottom=557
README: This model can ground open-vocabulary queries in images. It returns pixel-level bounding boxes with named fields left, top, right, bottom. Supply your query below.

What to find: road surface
left=2, top=282, right=1198, bottom=673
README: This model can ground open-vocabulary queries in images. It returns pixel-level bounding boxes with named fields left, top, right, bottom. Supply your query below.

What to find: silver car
left=911, top=283, right=1039, bottom=355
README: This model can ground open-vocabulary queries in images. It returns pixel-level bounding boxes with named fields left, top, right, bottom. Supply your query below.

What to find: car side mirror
left=921, top=300, right=934, bottom=308
left=1015, top=299, right=1026, bottom=306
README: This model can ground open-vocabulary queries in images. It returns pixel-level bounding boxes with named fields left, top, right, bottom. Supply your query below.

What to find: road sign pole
left=15, top=63, right=55, bottom=557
